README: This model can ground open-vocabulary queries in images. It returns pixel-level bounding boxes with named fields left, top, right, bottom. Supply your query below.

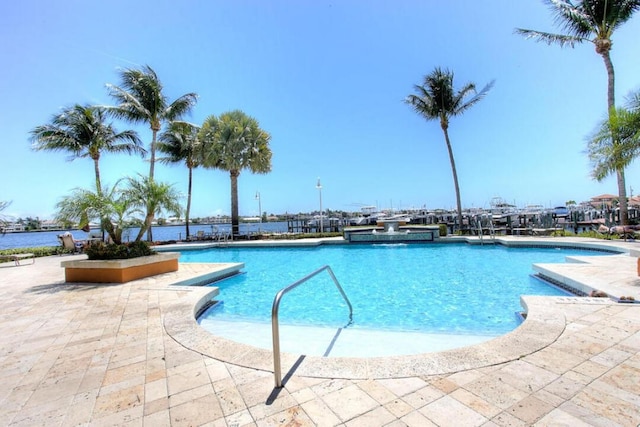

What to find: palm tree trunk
left=146, top=128, right=158, bottom=241
left=93, top=157, right=102, bottom=195
left=101, top=217, right=117, bottom=244
left=145, top=210, right=154, bottom=241
left=185, top=167, right=193, bottom=238
left=230, top=170, right=240, bottom=236
left=441, top=126, right=463, bottom=233
left=93, top=157, right=111, bottom=241
left=601, top=49, right=615, bottom=112
left=616, top=169, right=628, bottom=224
left=150, top=128, right=157, bottom=180
left=137, top=214, right=154, bottom=242
left=601, top=49, right=628, bottom=225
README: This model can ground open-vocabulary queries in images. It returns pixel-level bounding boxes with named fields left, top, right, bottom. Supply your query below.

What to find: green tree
left=30, top=104, right=144, bottom=194
left=516, top=0, right=640, bottom=224
left=200, top=110, right=272, bottom=236
left=123, top=174, right=183, bottom=242
left=24, top=217, right=41, bottom=231
left=107, top=65, right=197, bottom=240
left=55, top=182, right=135, bottom=244
left=158, top=121, right=202, bottom=239
left=405, top=68, right=493, bottom=231
left=588, top=105, right=640, bottom=182
left=106, top=65, right=198, bottom=180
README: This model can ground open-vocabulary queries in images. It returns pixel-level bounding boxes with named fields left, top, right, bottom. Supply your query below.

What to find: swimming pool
left=183, top=244, right=603, bottom=338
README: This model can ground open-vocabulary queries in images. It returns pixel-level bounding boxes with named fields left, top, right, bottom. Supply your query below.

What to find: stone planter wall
left=61, top=252, right=180, bottom=283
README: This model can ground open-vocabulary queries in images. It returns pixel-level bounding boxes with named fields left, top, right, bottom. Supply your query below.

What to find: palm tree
left=55, top=183, right=133, bottom=244
left=405, top=68, right=493, bottom=232
left=158, top=121, right=203, bottom=239
left=30, top=104, right=144, bottom=194
left=516, top=0, right=640, bottom=223
left=123, top=174, right=183, bottom=242
left=106, top=65, right=198, bottom=180
left=588, top=98, right=640, bottom=186
left=106, top=65, right=197, bottom=240
left=200, top=110, right=272, bottom=236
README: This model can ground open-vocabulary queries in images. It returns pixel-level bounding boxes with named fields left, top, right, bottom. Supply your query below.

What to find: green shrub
left=85, top=241, right=156, bottom=260
left=438, top=224, right=448, bottom=237
left=577, top=230, right=613, bottom=239
left=0, top=246, right=59, bottom=263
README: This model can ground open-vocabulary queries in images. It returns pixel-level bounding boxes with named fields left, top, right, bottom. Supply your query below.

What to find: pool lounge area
left=1, top=235, right=640, bottom=425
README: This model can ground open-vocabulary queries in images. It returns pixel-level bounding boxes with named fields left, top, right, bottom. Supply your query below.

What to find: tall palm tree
left=516, top=0, right=640, bottom=224
left=123, top=174, right=183, bottom=242
left=106, top=65, right=197, bottom=240
left=30, top=104, right=144, bottom=194
left=106, top=65, right=198, bottom=180
left=405, top=68, right=493, bottom=232
left=200, top=110, right=272, bottom=236
left=158, top=121, right=202, bottom=239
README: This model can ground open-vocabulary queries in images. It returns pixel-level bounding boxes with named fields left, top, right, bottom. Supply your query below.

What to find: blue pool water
left=185, top=244, right=604, bottom=336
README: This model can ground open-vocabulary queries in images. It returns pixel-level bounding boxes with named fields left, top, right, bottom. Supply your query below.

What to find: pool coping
left=165, top=289, right=618, bottom=379
left=155, top=234, right=632, bottom=253
left=162, top=235, right=639, bottom=380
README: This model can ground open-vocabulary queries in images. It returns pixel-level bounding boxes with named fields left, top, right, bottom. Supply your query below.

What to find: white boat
left=522, top=204, right=544, bottom=216
left=488, top=197, right=519, bottom=224
left=378, top=213, right=413, bottom=224
left=551, top=206, right=569, bottom=218
left=350, top=206, right=386, bottom=226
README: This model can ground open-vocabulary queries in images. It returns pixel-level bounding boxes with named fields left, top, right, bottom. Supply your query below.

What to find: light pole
left=255, top=191, right=262, bottom=231
left=316, top=178, right=323, bottom=234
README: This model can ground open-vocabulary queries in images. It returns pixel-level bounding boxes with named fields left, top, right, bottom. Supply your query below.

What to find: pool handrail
left=271, top=265, right=353, bottom=388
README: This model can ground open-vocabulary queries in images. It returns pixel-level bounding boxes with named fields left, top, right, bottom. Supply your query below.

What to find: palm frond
left=587, top=107, right=640, bottom=181
left=455, top=80, right=495, bottom=115
left=163, top=94, right=198, bottom=121
left=627, top=89, right=640, bottom=111
left=514, top=28, right=587, bottom=47
left=105, top=84, right=152, bottom=124
left=547, top=0, right=595, bottom=36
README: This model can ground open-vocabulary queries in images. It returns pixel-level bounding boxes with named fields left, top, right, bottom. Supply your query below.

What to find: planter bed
left=61, top=252, right=180, bottom=283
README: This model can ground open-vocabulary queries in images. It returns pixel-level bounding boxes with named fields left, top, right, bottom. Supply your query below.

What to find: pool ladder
left=476, top=215, right=496, bottom=244
left=271, top=265, right=353, bottom=388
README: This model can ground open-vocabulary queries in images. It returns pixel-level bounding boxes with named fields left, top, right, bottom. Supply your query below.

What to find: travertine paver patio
left=0, top=236, right=639, bottom=426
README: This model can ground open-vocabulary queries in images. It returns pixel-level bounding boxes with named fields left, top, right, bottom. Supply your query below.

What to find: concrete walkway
left=0, top=237, right=639, bottom=426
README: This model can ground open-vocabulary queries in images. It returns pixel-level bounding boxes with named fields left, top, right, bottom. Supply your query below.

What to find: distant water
left=0, top=222, right=289, bottom=250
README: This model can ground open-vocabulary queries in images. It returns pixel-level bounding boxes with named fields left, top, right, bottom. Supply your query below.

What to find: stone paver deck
left=0, top=236, right=639, bottom=426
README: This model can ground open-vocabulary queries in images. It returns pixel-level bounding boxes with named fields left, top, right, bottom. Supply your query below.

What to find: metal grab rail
left=271, top=265, right=352, bottom=388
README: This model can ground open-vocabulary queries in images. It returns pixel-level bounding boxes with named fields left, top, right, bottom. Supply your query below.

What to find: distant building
left=589, top=194, right=618, bottom=209
left=40, top=220, right=62, bottom=230
left=1, top=222, right=25, bottom=233
left=629, top=196, right=640, bottom=207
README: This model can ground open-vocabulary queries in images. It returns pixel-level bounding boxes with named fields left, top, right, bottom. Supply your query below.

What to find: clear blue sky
left=2, top=1, right=640, bottom=220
